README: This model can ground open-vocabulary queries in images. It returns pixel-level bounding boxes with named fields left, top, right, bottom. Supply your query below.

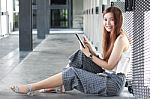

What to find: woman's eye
left=111, top=19, right=114, bottom=21
left=104, top=19, right=107, bottom=21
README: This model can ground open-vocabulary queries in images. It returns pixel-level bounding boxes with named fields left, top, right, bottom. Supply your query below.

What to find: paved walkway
left=0, top=34, right=135, bottom=99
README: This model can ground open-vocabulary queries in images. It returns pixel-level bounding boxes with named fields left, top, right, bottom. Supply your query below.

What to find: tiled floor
left=0, top=33, right=135, bottom=99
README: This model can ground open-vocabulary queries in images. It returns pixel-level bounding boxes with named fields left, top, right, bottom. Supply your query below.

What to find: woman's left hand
left=81, top=45, right=91, bottom=57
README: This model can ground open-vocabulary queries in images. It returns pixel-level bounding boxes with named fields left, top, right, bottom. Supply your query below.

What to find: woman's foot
left=10, top=84, right=33, bottom=95
left=39, top=86, right=65, bottom=93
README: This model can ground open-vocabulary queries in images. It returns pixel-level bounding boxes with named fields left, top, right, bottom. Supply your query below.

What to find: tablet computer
left=75, top=33, right=85, bottom=48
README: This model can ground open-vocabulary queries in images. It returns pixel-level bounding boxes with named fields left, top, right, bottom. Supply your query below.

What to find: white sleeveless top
left=105, top=47, right=131, bottom=76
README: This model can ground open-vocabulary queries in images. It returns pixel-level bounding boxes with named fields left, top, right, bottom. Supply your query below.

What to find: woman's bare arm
left=82, top=35, right=129, bottom=70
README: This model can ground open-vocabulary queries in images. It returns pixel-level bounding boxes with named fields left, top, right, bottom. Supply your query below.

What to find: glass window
left=32, top=0, right=36, bottom=5
left=51, top=0, right=67, bottom=5
left=51, top=9, right=68, bottom=28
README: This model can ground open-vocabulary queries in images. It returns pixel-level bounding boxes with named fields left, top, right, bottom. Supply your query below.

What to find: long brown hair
left=102, top=7, right=123, bottom=61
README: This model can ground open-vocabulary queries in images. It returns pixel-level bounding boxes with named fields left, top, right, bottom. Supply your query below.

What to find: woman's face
left=103, top=12, right=115, bottom=32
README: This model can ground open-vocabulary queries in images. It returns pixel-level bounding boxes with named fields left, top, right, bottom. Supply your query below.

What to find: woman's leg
left=69, top=50, right=104, bottom=73
left=11, top=72, right=63, bottom=94
left=32, top=72, right=63, bottom=90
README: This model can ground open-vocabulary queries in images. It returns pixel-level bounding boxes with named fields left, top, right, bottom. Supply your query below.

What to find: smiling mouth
left=106, top=26, right=112, bottom=29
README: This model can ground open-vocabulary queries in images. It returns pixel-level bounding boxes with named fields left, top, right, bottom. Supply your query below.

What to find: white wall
left=0, top=0, right=1, bottom=36
left=72, top=0, right=83, bottom=29
left=1, top=0, right=7, bottom=35
left=83, top=0, right=104, bottom=53
left=0, top=0, right=13, bottom=36
left=7, top=0, right=14, bottom=33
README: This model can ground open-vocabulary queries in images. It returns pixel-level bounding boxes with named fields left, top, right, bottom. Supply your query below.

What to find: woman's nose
left=106, top=20, right=111, bottom=25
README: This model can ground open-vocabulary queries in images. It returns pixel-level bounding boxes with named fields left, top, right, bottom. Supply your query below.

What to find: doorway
left=50, top=0, right=72, bottom=28
left=51, top=9, right=68, bottom=28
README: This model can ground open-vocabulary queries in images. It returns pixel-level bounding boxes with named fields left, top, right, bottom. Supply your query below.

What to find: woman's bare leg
left=31, top=72, right=63, bottom=91
left=11, top=72, right=63, bottom=93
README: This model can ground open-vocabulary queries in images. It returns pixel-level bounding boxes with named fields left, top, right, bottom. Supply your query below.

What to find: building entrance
left=51, top=9, right=68, bottom=28
left=50, top=0, right=72, bottom=28
left=13, top=0, right=72, bottom=30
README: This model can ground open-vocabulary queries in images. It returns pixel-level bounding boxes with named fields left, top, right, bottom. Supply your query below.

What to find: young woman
left=10, top=6, right=130, bottom=96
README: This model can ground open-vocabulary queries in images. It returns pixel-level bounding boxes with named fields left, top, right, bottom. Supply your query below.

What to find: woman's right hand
left=83, top=36, right=94, bottom=52
left=83, top=36, right=97, bottom=56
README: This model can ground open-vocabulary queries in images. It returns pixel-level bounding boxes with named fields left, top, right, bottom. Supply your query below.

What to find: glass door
left=51, top=9, right=68, bottom=28
left=49, top=0, right=72, bottom=28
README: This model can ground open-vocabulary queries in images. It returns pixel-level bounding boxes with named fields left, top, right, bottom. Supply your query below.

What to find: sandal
left=10, top=84, right=33, bottom=96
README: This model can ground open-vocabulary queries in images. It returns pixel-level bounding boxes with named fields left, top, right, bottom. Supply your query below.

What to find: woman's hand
left=83, top=36, right=92, bottom=49
left=81, top=45, right=91, bottom=57
left=83, top=36, right=96, bottom=55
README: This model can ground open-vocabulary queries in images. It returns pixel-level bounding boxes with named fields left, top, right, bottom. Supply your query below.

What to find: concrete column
left=68, top=0, right=72, bottom=28
left=19, top=0, right=32, bottom=51
left=89, top=0, right=92, bottom=41
left=37, top=0, right=49, bottom=39
left=93, top=0, right=96, bottom=46
left=87, top=0, right=90, bottom=38
left=83, top=0, right=87, bottom=34
left=97, top=0, right=103, bottom=52
left=90, top=0, right=94, bottom=43
left=94, top=0, right=100, bottom=51
left=46, top=0, right=50, bottom=34
left=0, top=0, right=1, bottom=36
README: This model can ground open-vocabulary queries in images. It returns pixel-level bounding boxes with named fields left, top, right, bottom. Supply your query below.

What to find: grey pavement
left=0, top=33, right=135, bottom=99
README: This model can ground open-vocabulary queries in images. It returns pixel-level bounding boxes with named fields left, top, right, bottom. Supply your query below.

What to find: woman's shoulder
left=116, top=33, right=126, bottom=43
left=117, top=32, right=129, bottom=42
left=115, top=32, right=130, bottom=51
left=118, top=32, right=130, bottom=50
left=118, top=31, right=127, bottom=39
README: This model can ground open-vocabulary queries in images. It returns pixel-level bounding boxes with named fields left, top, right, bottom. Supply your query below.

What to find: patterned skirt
left=62, top=50, right=125, bottom=96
